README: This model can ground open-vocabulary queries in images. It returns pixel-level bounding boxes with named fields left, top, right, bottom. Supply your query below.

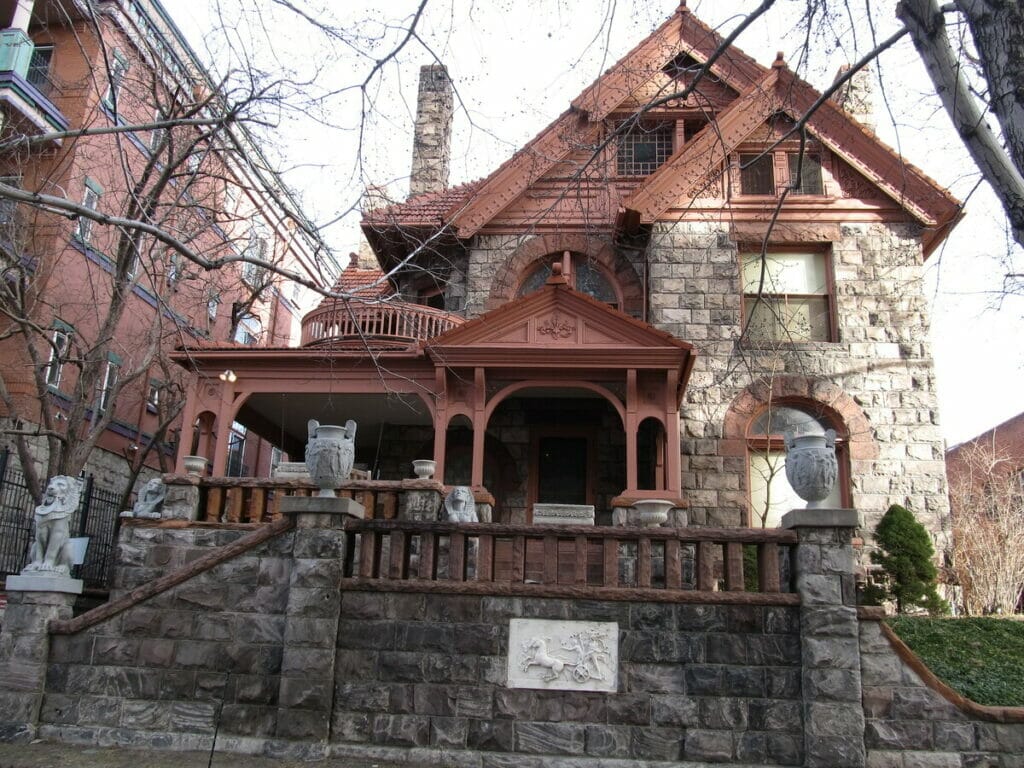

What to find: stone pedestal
left=161, top=481, right=200, bottom=521
left=398, top=484, right=443, bottom=521
left=783, top=508, right=865, bottom=768
left=533, top=503, right=594, bottom=526
left=0, top=589, right=77, bottom=742
left=275, top=496, right=363, bottom=741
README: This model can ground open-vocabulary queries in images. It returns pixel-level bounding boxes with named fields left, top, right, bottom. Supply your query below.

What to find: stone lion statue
left=24, top=475, right=81, bottom=575
left=443, top=486, right=478, bottom=523
left=121, top=478, right=165, bottom=519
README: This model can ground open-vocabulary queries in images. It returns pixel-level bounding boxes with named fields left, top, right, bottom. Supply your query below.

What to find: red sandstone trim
left=49, top=516, right=295, bottom=635
left=859, top=611, right=1024, bottom=723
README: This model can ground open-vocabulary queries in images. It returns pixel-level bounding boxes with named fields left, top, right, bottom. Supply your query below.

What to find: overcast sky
left=161, top=0, right=1024, bottom=446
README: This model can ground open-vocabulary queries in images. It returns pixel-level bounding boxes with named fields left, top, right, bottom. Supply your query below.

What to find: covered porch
left=172, top=270, right=695, bottom=523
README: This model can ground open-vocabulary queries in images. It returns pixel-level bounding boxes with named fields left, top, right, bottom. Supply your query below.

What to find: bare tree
left=947, top=441, right=1024, bottom=614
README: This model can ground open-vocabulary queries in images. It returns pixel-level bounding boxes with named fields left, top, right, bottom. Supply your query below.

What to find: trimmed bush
left=863, top=503, right=948, bottom=614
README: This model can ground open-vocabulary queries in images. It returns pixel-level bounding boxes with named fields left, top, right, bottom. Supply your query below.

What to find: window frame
left=745, top=401, right=851, bottom=527
left=102, top=50, right=129, bottom=111
left=740, top=248, right=837, bottom=344
left=738, top=152, right=776, bottom=196
left=44, top=325, right=72, bottom=389
left=76, top=179, right=102, bottom=245
left=97, top=356, right=120, bottom=414
left=615, top=119, right=674, bottom=177
left=27, top=44, right=54, bottom=94
left=146, top=379, right=162, bottom=412
left=787, top=152, right=824, bottom=196
left=517, top=252, right=623, bottom=310
left=734, top=147, right=830, bottom=199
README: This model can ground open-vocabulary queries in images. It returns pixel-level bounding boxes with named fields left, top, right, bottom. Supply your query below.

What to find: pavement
left=0, top=742, right=411, bottom=768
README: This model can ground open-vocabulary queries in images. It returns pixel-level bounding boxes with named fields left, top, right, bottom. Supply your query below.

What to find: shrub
left=864, top=503, right=948, bottom=614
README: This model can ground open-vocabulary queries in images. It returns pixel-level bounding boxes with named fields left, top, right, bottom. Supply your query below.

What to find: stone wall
left=860, top=618, right=1024, bottom=766
left=40, top=525, right=293, bottom=746
left=331, top=593, right=803, bottom=765
left=455, top=223, right=950, bottom=550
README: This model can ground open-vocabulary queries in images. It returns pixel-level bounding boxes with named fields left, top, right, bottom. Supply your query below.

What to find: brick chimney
left=409, top=64, right=453, bottom=198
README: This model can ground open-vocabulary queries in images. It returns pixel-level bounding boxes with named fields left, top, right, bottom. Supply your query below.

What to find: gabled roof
left=365, top=4, right=961, bottom=252
left=426, top=272, right=694, bottom=384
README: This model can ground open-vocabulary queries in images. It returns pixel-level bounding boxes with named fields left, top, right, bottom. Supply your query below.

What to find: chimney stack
left=833, top=64, right=875, bottom=133
left=409, top=64, right=453, bottom=198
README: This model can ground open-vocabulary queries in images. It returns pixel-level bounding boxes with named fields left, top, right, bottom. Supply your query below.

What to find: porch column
left=625, top=369, right=638, bottom=490
left=174, top=385, right=200, bottom=474
left=211, top=381, right=237, bottom=476
left=470, top=367, right=486, bottom=488
left=665, top=369, right=682, bottom=495
left=432, top=368, right=447, bottom=481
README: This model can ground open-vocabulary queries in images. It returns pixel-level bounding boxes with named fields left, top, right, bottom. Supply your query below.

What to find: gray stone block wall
left=860, top=619, right=1024, bottom=767
left=332, top=592, right=803, bottom=764
left=41, top=527, right=294, bottom=742
left=455, top=222, right=950, bottom=551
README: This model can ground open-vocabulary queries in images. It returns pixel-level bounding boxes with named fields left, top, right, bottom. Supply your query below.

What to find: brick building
left=0, top=0, right=338, bottom=495
left=175, top=6, right=959, bottom=547
left=946, top=411, right=1024, bottom=496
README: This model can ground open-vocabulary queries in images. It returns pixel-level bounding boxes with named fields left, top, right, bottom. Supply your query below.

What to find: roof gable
left=427, top=277, right=692, bottom=358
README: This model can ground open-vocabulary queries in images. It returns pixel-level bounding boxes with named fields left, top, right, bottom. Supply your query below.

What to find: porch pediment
left=425, top=280, right=694, bottom=374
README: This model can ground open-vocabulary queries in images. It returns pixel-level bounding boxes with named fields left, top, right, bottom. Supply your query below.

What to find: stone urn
left=306, top=419, right=356, bottom=497
left=784, top=429, right=838, bottom=508
left=412, top=459, right=436, bottom=480
left=182, top=455, right=206, bottom=476
left=632, top=499, right=673, bottom=528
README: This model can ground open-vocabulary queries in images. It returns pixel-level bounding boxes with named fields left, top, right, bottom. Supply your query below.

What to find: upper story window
left=45, top=324, right=72, bottom=389
left=737, top=150, right=825, bottom=196
left=102, top=50, right=129, bottom=111
left=741, top=251, right=834, bottom=343
left=27, top=45, right=54, bottom=94
left=97, top=355, right=120, bottom=413
left=617, top=120, right=673, bottom=176
left=234, top=314, right=261, bottom=346
left=76, top=179, right=102, bottom=244
left=518, top=253, right=620, bottom=309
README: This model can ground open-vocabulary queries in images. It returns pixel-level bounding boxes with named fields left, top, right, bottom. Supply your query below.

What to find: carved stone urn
left=182, top=455, right=206, bottom=476
left=412, top=459, right=436, bottom=480
left=784, top=429, right=838, bottom=509
left=305, top=419, right=356, bottom=497
left=632, top=499, right=673, bottom=528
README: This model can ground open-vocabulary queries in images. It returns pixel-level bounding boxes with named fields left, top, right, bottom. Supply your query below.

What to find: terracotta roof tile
left=362, top=179, right=483, bottom=229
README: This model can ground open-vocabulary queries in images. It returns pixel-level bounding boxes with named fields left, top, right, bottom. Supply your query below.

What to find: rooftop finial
left=772, top=51, right=786, bottom=69
left=678, top=1, right=689, bottom=13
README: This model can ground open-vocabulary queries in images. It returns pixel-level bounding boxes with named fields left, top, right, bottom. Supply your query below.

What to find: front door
left=527, top=431, right=593, bottom=522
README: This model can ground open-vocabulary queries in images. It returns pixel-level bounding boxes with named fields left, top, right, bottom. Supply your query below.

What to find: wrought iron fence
left=0, top=448, right=122, bottom=589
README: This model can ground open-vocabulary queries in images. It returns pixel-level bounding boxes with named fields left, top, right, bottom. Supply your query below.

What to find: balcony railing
left=301, top=300, right=464, bottom=348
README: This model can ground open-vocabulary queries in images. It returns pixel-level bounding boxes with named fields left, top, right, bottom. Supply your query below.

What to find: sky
left=161, top=0, right=1024, bottom=447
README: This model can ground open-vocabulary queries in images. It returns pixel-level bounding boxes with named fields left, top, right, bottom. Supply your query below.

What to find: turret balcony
left=301, top=300, right=464, bottom=348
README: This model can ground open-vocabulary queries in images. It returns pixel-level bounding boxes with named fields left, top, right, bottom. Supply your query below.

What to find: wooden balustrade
left=165, top=477, right=412, bottom=526
left=301, top=301, right=465, bottom=347
left=340, top=519, right=800, bottom=604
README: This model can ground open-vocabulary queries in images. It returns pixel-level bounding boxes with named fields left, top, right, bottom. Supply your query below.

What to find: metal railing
left=0, top=448, right=121, bottom=588
left=301, top=301, right=464, bottom=347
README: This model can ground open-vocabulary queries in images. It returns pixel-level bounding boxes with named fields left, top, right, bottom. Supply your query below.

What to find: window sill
left=736, top=338, right=839, bottom=352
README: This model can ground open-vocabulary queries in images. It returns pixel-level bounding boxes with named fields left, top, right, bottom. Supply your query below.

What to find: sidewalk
left=0, top=742, right=409, bottom=768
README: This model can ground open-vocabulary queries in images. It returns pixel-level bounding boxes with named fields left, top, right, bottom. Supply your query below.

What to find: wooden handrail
left=301, top=301, right=464, bottom=347
left=340, top=519, right=798, bottom=603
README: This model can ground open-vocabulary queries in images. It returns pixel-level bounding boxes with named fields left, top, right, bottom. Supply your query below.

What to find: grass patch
left=887, top=616, right=1024, bottom=707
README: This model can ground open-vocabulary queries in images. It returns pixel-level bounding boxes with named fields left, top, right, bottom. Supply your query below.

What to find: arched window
left=517, top=253, right=620, bottom=309
left=747, top=402, right=848, bottom=527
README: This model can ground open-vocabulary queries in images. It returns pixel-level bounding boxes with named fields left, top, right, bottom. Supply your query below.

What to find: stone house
left=0, top=0, right=337, bottom=492
left=176, top=5, right=959, bottom=547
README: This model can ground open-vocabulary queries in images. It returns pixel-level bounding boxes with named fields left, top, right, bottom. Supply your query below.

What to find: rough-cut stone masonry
left=860, top=619, right=1024, bottom=767
left=332, top=593, right=803, bottom=765
left=41, top=525, right=293, bottom=744
left=461, top=223, right=950, bottom=549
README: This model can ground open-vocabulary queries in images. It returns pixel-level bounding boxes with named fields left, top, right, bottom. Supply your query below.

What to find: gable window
left=518, top=253, right=620, bottom=309
left=76, top=179, right=102, bottom=244
left=27, top=45, right=54, bottom=94
left=741, top=251, right=834, bottom=343
left=788, top=153, right=823, bottom=195
left=739, top=153, right=775, bottom=195
left=45, top=324, right=72, bottom=389
left=97, top=355, right=120, bottom=413
left=747, top=403, right=847, bottom=527
left=617, top=121, right=673, bottom=176
left=102, top=50, right=129, bottom=110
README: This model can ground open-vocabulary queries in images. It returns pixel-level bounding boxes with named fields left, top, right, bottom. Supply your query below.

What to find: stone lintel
left=4, top=574, right=83, bottom=595
left=279, top=496, right=365, bottom=518
left=781, top=508, right=861, bottom=530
